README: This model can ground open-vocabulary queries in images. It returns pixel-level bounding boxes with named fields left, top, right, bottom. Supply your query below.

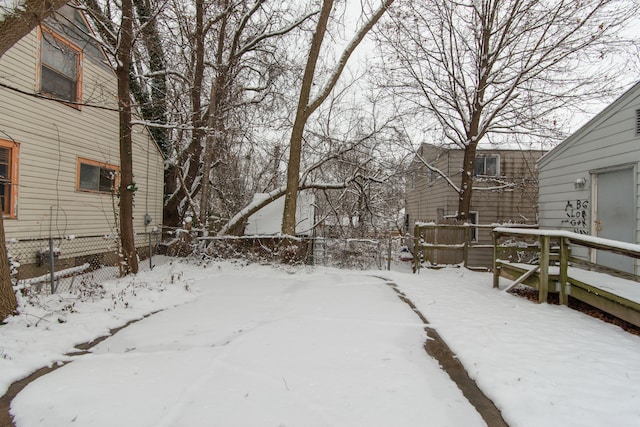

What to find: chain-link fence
left=159, top=232, right=406, bottom=271
left=312, top=238, right=397, bottom=270
left=7, top=232, right=162, bottom=295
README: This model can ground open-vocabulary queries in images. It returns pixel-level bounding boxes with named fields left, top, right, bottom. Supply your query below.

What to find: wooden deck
left=493, top=228, right=640, bottom=328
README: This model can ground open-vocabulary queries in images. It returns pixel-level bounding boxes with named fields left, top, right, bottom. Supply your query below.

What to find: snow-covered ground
left=2, top=257, right=640, bottom=426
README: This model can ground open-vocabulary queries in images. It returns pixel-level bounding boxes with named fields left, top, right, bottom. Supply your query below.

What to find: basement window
left=77, top=158, right=118, bottom=193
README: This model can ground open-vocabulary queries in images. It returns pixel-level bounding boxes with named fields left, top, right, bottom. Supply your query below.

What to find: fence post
left=387, top=237, right=392, bottom=271
left=492, top=230, right=500, bottom=288
left=463, top=225, right=470, bottom=268
left=413, top=224, right=420, bottom=273
left=148, top=232, right=153, bottom=270
left=538, top=234, right=550, bottom=303
left=49, top=237, right=55, bottom=294
left=559, top=237, right=569, bottom=305
left=433, top=225, right=438, bottom=265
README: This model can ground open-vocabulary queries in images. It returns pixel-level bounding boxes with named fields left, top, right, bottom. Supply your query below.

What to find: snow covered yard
left=1, top=257, right=639, bottom=426
left=388, top=268, right=640, bottom=427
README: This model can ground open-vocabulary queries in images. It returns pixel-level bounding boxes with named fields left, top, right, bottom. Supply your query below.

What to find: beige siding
left=0, top=25, right=164, bottom=243
left=406, top=144, right=542, bottom=234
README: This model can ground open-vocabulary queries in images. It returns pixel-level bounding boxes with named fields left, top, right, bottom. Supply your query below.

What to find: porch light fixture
left=574, top=177, right=587, bottom=190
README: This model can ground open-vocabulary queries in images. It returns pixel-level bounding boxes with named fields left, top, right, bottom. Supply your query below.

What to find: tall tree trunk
left=133, top=0, right=168, bottom=155
left=117, top=0, right=139, bottom=274
left=163, top=0, right=206, bottom=227
left=0, top=216, right=17, bottom=322
left=282, top=0, right=334, bottom=236
left=457, top=17, right=491, bottom=222
left=199, top=0, right=229, bottom=226
left=458, top=141, right=478, bottom=222
left=282, top=0, right=395, bottom=236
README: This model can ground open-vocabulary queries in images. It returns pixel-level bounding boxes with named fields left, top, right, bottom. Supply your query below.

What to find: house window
left=474, top=155, right=500, bottom=176
left=77, top=158, right=118, bottom=193
left=39, top=28, right=82, bottom=104
left=0, top=139, right=19, bottom=218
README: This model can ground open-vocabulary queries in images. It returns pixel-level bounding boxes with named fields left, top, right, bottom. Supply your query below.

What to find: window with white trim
left=474, top=155, right=500, bottom=177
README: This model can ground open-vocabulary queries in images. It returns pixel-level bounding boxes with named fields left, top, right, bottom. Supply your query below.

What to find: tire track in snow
left=373, top=276, right=509, bottom=427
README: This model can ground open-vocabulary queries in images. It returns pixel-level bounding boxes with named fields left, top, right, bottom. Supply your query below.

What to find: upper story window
left=77, top=158, right=118, bottom=194
left=39, top=28, right=82, bottom=105
left=474, top=155, right=500, bottom=177
left=0, top=139, right=19, bottom=218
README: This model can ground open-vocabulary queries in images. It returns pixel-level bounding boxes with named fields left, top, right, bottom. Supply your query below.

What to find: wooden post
left=463, top=225, right=470, bottom=268
left=538, top=235, right=550, bottom=303
left=492, top=230, right=500, bottom=288
left=413, top=223, right=420, bottom=273
left=559, top=237, right=569, bottom=305
left=433, top=225, right=438, bottom=266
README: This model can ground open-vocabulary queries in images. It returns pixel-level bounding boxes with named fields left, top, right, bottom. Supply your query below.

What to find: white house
left=245, top=191, right=315, bottom=236
left=0, top=5, right=164, bottom=276
left=538, top=81, right=640, bottom=274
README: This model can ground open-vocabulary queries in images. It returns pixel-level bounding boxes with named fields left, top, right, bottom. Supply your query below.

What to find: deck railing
left=492, top=227, right=640, bottom=327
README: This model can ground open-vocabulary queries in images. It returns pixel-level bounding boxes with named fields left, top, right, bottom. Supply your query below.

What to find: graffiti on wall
left=562, top=200, right=589, bottom=234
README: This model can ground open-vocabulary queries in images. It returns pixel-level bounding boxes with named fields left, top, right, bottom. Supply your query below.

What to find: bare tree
left=116, top=0, right=139, bottom=274
left=161, top=0, right=315, bottom=229
left=281, top=0, right=396, bottom=236
left=304, top=88, right=408, bottom=239
left=133, top=0, right=169, bottom=154
left=378, top=0, right=638, bottom=220
left=218, top=140, right=384, bottom=236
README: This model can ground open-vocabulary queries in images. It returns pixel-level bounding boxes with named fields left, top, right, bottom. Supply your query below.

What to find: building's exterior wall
left=405, top=144, right=457, bottom=225
left=0, top=11, right=164, bottom=247
left=538, top=82, right=640, bottom=263
left=406, top=144, right=542, bottom=227
left=405, top=144, right=543, bottom=268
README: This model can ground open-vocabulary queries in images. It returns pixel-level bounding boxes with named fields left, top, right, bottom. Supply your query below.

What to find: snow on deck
left=499, top=259, right=640, bottom=304
left=569, top=266, right=640, bottom=304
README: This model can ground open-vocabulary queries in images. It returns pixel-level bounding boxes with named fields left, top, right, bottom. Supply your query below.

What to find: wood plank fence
left=413, top=222, right=537, bottom=272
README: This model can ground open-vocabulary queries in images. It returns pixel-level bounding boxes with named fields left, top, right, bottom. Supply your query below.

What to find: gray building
left=538, top=81, right=640, bottom=274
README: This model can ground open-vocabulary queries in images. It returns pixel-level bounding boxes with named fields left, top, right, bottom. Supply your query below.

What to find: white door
left=594, top=168, right=635, bottom=273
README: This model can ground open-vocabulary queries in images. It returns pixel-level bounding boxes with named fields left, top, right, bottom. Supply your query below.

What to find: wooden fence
left=413, top=222, right=537, bottom=272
